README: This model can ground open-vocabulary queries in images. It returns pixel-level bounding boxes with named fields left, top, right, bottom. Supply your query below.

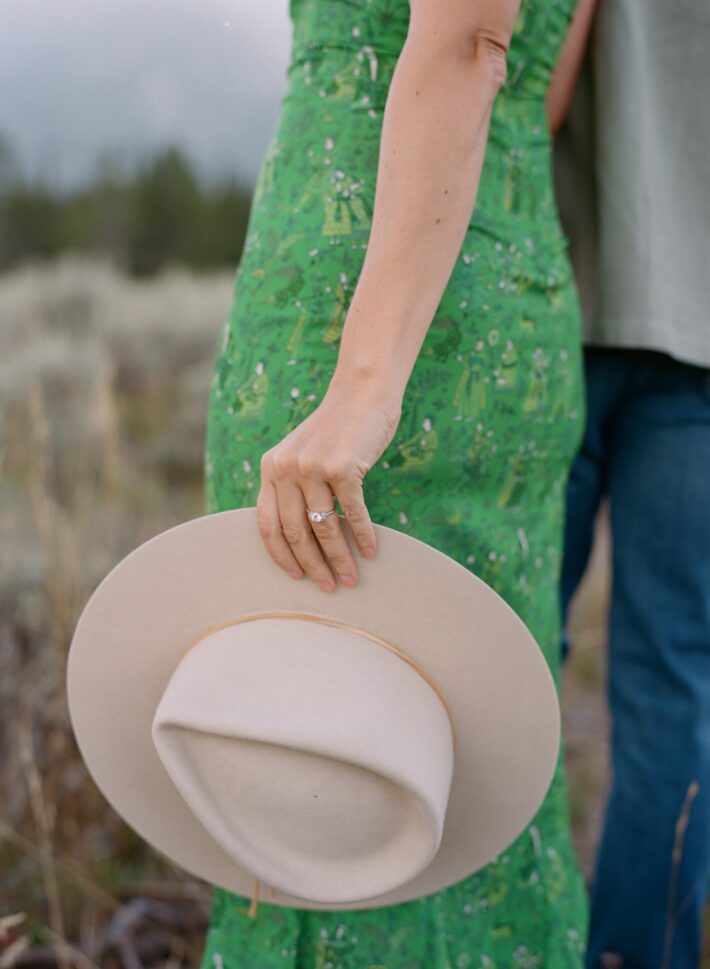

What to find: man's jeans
left=561, top=346, right=710, bottom=969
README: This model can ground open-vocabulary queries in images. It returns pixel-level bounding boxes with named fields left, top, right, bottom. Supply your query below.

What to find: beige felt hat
left=66, top=506, right=560, bottom=912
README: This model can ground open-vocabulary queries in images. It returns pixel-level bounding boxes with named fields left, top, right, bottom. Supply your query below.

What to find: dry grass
left=0, top=256, right=707, bottom=967
left=1, top=256, right=229, bottom=967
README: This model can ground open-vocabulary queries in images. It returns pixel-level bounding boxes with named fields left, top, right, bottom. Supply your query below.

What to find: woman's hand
left=255, top=375, right=402, bottom=592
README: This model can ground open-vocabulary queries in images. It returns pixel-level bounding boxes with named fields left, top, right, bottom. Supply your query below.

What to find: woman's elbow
left=468, top=29, right=510, bottom=94
left=406, top=1, right=519, bottom=96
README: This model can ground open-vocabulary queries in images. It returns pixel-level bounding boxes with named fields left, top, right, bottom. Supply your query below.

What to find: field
left=0, top=256, right=705, bottom=967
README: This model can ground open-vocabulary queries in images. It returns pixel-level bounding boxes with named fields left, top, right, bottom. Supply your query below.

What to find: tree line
left=0, top=134, right=253, bottom=276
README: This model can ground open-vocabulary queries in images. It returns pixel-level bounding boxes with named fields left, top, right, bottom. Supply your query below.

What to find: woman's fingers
left=333, top=470, right=377, bottom=559
left=301, top=481, right=360, bottom=587
left=274, top=477, right=339, bottom=592
left=254, top=476, right=306, bottom=580
left=258, top=447, right=376, bottom=590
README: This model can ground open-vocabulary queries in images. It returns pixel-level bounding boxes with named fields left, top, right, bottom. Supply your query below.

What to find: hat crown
left=151, top=616, right=455, bottom=904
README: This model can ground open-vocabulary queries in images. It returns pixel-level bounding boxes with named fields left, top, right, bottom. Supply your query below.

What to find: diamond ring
left=307, top=505, right=337, bottom=523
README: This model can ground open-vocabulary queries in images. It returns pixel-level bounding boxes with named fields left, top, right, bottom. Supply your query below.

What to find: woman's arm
left=327, top=0, right=520, bottom=409
left=546, top=0, right=597, bottom=134
left=258, top=1, right=523, bottom=590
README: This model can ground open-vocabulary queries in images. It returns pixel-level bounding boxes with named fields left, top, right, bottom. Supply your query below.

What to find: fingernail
left=362, top=546, right=376, bottom=558
left=319, top=579, right=335, bottom=592
left=288, top=570, right=303, bottom=579
left=340, top=574, right=357, bottom=587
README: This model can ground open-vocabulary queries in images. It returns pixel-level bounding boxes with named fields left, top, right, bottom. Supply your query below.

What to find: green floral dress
left=201, top=0, right=589, bottom=964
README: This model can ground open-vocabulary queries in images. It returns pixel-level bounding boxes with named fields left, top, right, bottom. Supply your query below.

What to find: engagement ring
left=307, top=506, right=337, bottom=523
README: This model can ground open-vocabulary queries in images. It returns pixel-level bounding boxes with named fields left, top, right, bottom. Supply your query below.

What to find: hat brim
left=66, top=506, right=560, bottom=910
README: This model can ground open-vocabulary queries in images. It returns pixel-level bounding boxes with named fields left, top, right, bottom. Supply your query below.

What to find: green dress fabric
left=201, top=0, right=590, bottom=964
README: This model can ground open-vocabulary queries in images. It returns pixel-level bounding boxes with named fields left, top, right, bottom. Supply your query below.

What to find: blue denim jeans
left=560, top=346, right=710, bottom=969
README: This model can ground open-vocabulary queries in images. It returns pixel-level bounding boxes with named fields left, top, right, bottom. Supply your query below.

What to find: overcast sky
left=1, top=0, right=292, bottom=191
